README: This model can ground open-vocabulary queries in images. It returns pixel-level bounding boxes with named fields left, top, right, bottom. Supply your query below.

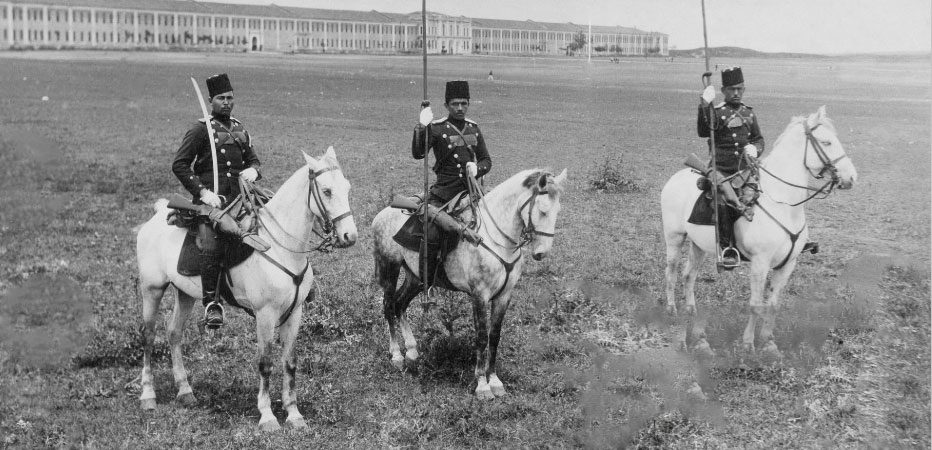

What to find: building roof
left=5, top=0, right=666, bottom=35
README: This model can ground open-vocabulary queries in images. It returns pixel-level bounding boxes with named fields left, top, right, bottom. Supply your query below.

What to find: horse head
left=520, top=168, right=568, bottom=260
left=803, top=106, right=858, bottom=190
left=302, top=146, right=358, bottom=247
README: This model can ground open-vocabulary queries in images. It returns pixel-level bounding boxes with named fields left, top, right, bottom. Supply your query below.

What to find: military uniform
left=697, top=102, right=764, bottom=175
left=172, top=115, right=261, bottom=206
left=411, top=116, right=491, bottom=204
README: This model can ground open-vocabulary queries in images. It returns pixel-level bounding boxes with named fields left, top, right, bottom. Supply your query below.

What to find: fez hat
left=206, top=73, right=233, bottom=98
left=445, top=80, right=470, bottom=103
left=721, top=67, right=744, bottom=87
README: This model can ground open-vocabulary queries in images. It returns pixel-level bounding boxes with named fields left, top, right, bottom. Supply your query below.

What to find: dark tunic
left=697, top=102, right=764, bottom=174
left=411, top=116, right=491, bottom=203
left=172, top=114, right=261, bottom=205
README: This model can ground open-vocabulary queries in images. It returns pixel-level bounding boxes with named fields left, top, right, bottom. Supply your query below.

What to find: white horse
left=661, top=106, right=857, bottom=354
left=135, top=147, right=357, bottom=431
left=371, top=169, right=567, bottom=399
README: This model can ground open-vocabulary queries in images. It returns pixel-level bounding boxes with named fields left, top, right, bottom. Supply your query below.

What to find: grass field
left=0, top=50, right=929, bottom=448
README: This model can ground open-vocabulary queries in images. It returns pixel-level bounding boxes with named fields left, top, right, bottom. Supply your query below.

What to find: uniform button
left=721, top=115, right=725, bottom=119
left=226, top=173, right=232, bottom=177
left=448, top=145, right=453, bottom=149
left=442, top=134, right=447, bottom=138
left=214, top=138, right=219, bottom=143
left=458, top=174, right=462, bottom=177
left=221, top=149, right=226, bottom=154
left=453, top=153, right=458, bottom=158
left=732, top=133, right=737, bottom=137
left=227, top=162, right=232, bottom=166
left=734, top=152, right=739, bottom=156
left=457, top=164, right=461, bottom=168
left=734, top=143, right=739, bottom=146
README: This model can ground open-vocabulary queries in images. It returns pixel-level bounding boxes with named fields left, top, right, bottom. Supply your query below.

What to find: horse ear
left=325, top=145, right=336, bottom=160
left=302, top=150, right=318, bottom=166
left=807, top=106, right=827, bottom=128
left=553, top=168, right=568, bottom=185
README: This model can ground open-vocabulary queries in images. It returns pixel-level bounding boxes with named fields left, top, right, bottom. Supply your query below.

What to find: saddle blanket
left=687, top=193, right=741, bottom=226
left=176, top=232, right=255, bottom=276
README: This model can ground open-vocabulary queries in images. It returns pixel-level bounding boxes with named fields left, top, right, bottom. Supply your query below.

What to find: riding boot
left=717, top=210, right=739, bottom=268
left=197, top=223, right=225, bottom=329
left=424, top=204, right=481, bottom=245
left=712, top=174, right=752, bottom=221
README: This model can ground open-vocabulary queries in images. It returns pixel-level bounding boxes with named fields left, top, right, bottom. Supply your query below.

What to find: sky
left=198, top=0, right=931, bottom=55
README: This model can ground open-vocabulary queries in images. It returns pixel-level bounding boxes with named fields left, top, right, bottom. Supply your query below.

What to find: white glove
left=744, top=144, right=758, bottom=158
left=465, top=161, right=478, bottom=178
left=418, top=107, right=433, bottom=126
left=240, top=167, right=259, bottom=182
left=200, top=189, right=222, bottom=208
left=701, top=85, right=716, bottom=104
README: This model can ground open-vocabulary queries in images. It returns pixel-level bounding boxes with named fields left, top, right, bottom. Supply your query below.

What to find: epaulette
left=197, top=118, right=206, bottom=123
left=743, top=104, right=753, bottom=110
left=464, top=117, right=478, bottom=125
left=430, top=116, right=448, bottom=125
left=229, top=116, right=241, bottom=124
left=713, top=102, right=726, bottom=108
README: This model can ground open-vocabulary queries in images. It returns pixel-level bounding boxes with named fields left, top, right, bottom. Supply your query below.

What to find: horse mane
left=519, top=169, right=563, bottom=197
left=770, top=113, right=836, bottom=155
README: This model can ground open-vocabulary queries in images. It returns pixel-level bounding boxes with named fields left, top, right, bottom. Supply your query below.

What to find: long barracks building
left=0, top=0, right=668, bottom=56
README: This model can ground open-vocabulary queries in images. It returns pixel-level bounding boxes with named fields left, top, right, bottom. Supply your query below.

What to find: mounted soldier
left=171, top=73, right=263, bottom=329
left=401, top=80, right=490, bottom=287
left=693, top=66, right=763, bottom=267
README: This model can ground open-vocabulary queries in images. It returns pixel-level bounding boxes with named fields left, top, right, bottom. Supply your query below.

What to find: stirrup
left=203, top=301, right=225, bottom=330
left=719, top=246, right=740, bottom=270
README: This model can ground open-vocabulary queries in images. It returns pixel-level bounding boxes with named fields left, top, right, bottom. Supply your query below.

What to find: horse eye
left=820, top=141, right=832, bottom=146
left=323, top=189, right=332, bottom=197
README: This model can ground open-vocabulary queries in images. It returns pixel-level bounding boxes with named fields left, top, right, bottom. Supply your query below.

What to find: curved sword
left=190, top=77, right=220, bottom=196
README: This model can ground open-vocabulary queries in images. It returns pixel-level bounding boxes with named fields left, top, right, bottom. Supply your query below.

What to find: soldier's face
left=210, top=91, right=234, bottom=116
left=445, top=98, right=469, bottom=120
left=721, top=84, right=745, bottom=105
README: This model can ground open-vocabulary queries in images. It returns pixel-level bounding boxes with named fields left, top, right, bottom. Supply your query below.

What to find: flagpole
left=420, top=0, right=431, bottom=294
left=700, top=0, right=724, bottom=272
left=587, top=18, right=592, bottom=63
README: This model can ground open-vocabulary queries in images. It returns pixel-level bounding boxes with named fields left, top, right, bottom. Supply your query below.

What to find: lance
left=190, top=77, right=220, bottom=198
left=700, top=0, right=724, bottom=272
left=420, top=0, right=431, bottom=296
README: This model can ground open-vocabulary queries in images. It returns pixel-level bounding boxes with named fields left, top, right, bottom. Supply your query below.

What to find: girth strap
left=478, top=241, right=520, bottom=301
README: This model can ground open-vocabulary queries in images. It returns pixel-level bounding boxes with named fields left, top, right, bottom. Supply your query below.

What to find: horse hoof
left=741, top=342, right=755, bottom=354
left=683, top=305, right=696, bottom=316
left=140, top=398, right=157, bottom=410
left=175, top=392, right=197, bottom=407
left=475, top=387, right=495, bottom=400
left=490, top=384, right=507, bottom=397
left=692, top=339, right=715, bottom=360
left=761, top=341, right=782, bottom=360
left=390, top=356, right=405, bottom=371
left=285, top=417, right=308, bottom=429
left=665, top=304, right=677, bottom=315
left=259, top=419, right=282, bottom=432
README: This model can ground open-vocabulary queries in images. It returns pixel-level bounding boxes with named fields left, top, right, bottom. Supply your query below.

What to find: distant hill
left=670, top=46, right=825, bottom=59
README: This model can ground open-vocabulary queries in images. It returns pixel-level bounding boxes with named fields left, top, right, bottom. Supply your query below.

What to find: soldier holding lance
left=172, top=73, right=262, bottom=328
left=412, top=80, right=490, bottom=285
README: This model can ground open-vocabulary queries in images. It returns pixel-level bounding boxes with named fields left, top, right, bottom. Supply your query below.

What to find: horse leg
left=139, top=281, right=167, bottom=410
left=664, top=233, right=686, bottom=314
left=742, top=259, right=770, bottom=353
left=396, top=275, right=423, bottom=367
left=487, top=291, right=513, bottom=398
left=255, top=308, right=281, bottom=431
left=279, top=301, right=307, bottom=429
left=471, top=296, right=493, bottom=400
left=170, top=290, right=197, bottom=406
left=682, top=242, right=705, bottom=315
left=760, top=258, right=798, bottom=358
left=377, top=255, right=405, bottom=370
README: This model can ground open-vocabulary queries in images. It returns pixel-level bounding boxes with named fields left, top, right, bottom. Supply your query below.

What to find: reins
left=755, top=122, right=848, bottom=207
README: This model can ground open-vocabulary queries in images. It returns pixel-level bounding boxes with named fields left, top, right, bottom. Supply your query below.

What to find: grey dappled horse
left=371, top=169, right=567, bottom=398
left=135, top=148, right=356, bottom=430
left=661, top=106, right=857, bottom=356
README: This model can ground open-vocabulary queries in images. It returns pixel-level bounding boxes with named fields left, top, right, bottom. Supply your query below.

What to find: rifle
left=167, top=194, right=270, bottom=252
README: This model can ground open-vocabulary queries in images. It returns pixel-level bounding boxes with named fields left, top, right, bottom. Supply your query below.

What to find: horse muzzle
left=335, top=230, right=357, bottom=248
left=532, top=252, right=546, bottom=261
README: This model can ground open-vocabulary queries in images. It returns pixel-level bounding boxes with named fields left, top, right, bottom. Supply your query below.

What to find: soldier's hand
left=240, top=167, right=259, bottom=182
left=744, top=144, right=758, bottom=158
left=419, top=106, right=434, bottom=126
left=200, top=189, right=222, bottom=208
left=465, top=161, right=478, bottom=178
left=701, top=85, right=716, bottom=104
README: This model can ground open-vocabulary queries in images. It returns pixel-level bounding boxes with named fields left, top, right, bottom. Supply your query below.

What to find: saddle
left=390, top=192, right=473, bottom=290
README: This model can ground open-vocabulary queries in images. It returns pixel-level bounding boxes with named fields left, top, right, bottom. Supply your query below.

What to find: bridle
left=256, top=165, right=353, bottom=254
left=756, top=121, right=850, bottom=207
left=469, top=174, right=555, bottom=251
